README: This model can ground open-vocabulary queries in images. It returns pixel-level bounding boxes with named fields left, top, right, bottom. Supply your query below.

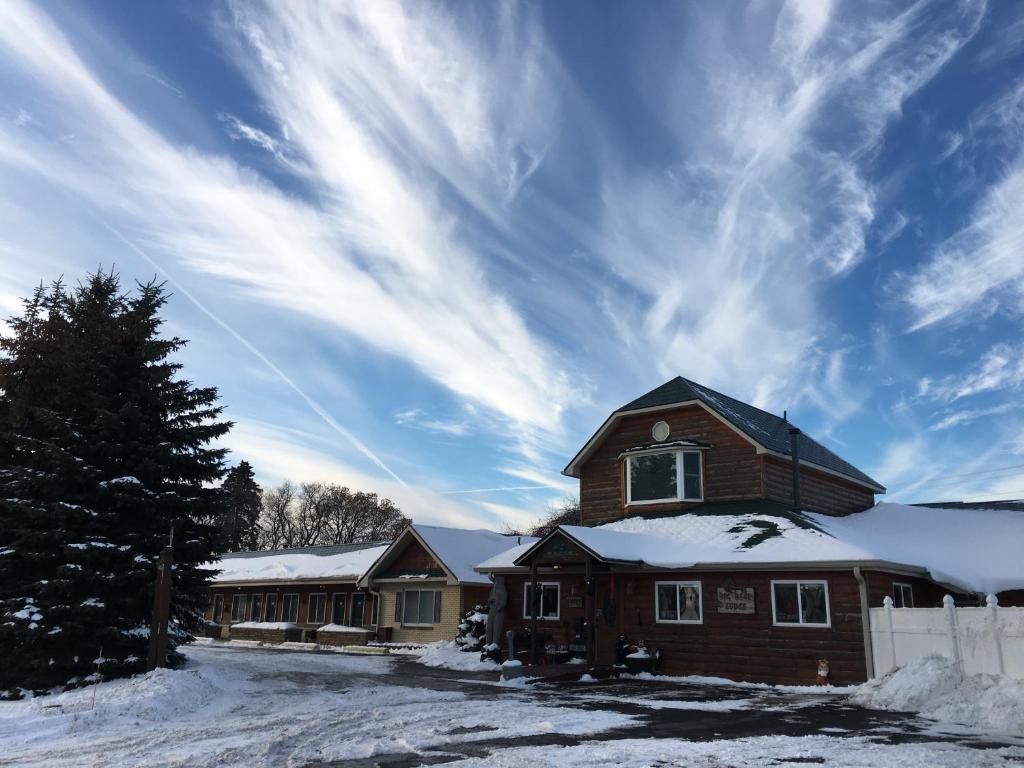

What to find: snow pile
left=416, top=641, right=499, bottom=672
left=318, top=623, right=372, bottom=634
left=853, top=654, right=1024, bottom=736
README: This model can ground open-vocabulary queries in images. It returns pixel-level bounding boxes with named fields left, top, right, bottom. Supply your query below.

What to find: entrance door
left=350, top=593, right=366, bottom=626
left=331, top=593, right=347, bottom=626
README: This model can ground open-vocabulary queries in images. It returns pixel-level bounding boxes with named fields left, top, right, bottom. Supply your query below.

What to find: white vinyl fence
left=870, top=594, right=1024, bottom=680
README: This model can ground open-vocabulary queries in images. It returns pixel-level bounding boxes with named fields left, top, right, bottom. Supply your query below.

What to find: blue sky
left=2, top=1, right=1023, bottom=530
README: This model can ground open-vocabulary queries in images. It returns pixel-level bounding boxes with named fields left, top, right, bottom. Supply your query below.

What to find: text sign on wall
left=566, top=596, right=583, bottom=609
left=716, top=586, right=756, bottom=614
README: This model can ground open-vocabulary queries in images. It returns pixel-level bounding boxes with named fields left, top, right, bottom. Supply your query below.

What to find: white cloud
left=0, top=0, right=579, bottom=461
left=394, top=408, right=470, bottom=437
left=929, top=402, right=1016, bottom=431
left=590, top=1, right=983, bottom=414
left=922, top=343, right=1024, bottom=402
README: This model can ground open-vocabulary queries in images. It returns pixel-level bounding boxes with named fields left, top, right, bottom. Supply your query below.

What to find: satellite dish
left=651, top=420, right=670, bottom=442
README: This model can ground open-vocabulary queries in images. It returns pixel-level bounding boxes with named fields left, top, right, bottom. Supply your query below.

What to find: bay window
left=626, top=449, right=703, bottom=504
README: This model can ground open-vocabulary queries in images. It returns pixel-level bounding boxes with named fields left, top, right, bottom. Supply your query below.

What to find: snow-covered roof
left=207, top=543, right=388, bottom=584
left=475, top=503, right=1024, bottom=595
left=411, top=525, right=536, bottom=585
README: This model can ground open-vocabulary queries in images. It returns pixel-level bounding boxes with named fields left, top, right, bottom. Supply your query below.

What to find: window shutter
left=395, top=592, right=403, bottom=622
left=433, top=590, right=442, bottom=623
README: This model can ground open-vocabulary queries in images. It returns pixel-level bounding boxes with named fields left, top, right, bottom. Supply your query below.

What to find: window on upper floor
left=626, top=450, right=703, bottom=505
left=893, top=582, right=914, bottom=608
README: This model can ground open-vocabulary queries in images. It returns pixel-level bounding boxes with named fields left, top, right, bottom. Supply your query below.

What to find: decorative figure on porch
left=484, top=575, right=508, bottom=647
left=816, top=659, right=830, bottom=686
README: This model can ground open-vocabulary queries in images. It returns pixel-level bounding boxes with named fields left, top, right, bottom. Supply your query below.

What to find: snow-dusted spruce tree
left=454, top=604, right=488, bottom=652
left=0, top=272, right=230, bottom=697
left=221, top=460, right=262, bottom=552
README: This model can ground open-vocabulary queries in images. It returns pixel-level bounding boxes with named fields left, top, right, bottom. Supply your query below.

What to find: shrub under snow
left=852, top=654, right=1024, bottom=736
left=416, top=641, right=499, bottom=672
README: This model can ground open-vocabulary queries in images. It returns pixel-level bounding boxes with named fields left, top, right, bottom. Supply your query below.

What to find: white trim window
left=307, top=593, right=327, bottom=625
left=281, top=593, right=300, bottom=623
left=249, top=593, right=263, bottom=622
left=893, top=582, right=914, bottom=608
left=523, top=582, right=560, bottom=620
left=771, top=580, right=830, bottom=627
left=230, top=594, right=247, bottom=624
left=401, top=589, right=442, bottom=627
left=626, top=450, right=703, bottom=505
left=264, top=593, right=278, bottom=622
left=655, top=581, right=703, bottom=624
left=211, top=594, right=224, bottom=622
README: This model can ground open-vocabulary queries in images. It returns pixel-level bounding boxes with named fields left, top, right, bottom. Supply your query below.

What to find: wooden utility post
left=529, top=562, right=538, bottom=664
left=585, top=558, right=596, bottom=668
left=146, top=545, right=173, bottom=671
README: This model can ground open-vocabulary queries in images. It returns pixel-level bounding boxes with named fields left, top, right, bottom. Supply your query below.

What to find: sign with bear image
left=716, top=586, right=755, bottom=614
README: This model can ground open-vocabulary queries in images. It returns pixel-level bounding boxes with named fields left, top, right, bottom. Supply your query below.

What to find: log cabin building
left=475, top=376, right=1024, bottom=685
left=205, top=542, right=388, bottom=642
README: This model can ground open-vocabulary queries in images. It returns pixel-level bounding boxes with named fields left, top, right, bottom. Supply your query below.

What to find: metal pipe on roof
left=789, top=427, right=802, bottom=511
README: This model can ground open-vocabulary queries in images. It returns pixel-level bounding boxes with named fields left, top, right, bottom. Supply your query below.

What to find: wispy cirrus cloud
left=590, top=0, right=984, bottom=417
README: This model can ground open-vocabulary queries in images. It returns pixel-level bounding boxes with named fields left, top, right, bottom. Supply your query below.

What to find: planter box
left=317, top=624, right=374, bottom=647
left=229, top=622, right=304, bottom=644
left=625, top=655, right=656, bottom=675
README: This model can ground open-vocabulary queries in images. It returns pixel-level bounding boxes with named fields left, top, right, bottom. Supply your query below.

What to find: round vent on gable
left=651, top=420, right=670, bottom=442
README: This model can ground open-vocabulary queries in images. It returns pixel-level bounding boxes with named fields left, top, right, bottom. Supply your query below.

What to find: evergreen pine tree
left=221, top=461, right=262, bottom=551
left=0, top=272, right=231, bottom=697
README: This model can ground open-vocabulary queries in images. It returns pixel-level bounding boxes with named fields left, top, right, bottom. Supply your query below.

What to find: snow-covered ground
left=1, top=644, right=1021, bottom=767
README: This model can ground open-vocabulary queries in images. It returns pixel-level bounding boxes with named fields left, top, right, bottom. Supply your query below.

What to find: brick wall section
left=377, top=583, right=465, bottom=643
left=580, top=405, right=764, bottom=525
left=762, top=456, right=875, bottom=515
left=502, top=569, right=873, bottom=685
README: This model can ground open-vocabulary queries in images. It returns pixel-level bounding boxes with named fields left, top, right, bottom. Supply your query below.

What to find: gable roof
left=564, top=376, right=884, bottom=492
left=359, top=523, right=535, bottom=586
left=479, top=502, right=1024, bottom=594
left=208, top=541, right=389, bottom=584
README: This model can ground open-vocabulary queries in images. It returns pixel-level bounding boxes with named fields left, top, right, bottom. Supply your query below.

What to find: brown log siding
left=502, top=569, right=873, bottom=685
left=580, top=406, right=764, bottom=525
left=206, top=582, right=373, bottom=628
left=762, top=456, right=875, bottom=515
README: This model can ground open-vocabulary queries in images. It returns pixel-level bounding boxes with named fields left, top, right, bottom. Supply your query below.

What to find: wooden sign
left=567, top=596, right=583, bottom=609
left=716, top=586, right=755, bottom=614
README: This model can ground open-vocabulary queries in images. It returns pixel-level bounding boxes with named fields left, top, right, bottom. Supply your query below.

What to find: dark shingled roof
left=619, top=376, right=884, bottom=491
left=220, top=541, right=388, bottom=560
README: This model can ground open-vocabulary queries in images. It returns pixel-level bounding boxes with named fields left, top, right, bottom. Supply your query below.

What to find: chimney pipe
left=788, top=427, right=802, bottom=511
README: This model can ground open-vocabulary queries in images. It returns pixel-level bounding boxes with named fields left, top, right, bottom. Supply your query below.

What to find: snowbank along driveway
left=0, top=644, right=1021, bottom=767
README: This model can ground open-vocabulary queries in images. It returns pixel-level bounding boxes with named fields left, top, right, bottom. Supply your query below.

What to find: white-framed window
left=400, top=589, right=442, bottom=627
left=771, top=580, right=830, bottom=627
left=625, top=450, right=703, bottom=505
left=331, top=593, right=347, bottom=625
left=655, top=581, right=703, bottom=624
left=230, top=594, right=247, bottom=623
left=264, top=593, right=278, bottom=622
left=281, top=593, right=300, bottom=623
left=893, top=582, right=914, bottom=608
left=249, top=593, right=263, bottom=622
left=523, top=582, right=560, bottom=620
left=307, top=593, right=327, bottom=624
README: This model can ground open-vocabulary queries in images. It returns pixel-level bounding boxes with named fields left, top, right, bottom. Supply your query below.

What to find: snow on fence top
left=206, top=543, right=389, bottom=583
left=474, top=502, right=1024, bottom=594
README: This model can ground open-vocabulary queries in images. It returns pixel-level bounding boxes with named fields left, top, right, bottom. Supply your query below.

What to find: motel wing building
left=476, top=376, right=1024, bottom=685
left=205, top=542, right=388, bottom=640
